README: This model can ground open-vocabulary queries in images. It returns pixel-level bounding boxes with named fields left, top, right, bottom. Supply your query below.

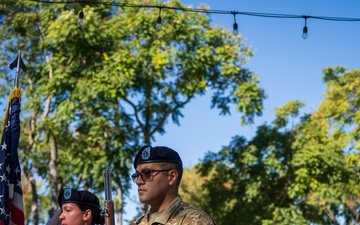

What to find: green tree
left=195, top=67, right=360, bottom=224
left=179, top=167, right=209, bottom=208
left=0, top=0, right=265, bottom=224
left=290, top=66, right=360, bottom=224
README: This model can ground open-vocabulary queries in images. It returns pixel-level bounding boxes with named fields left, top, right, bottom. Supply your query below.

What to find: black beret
left=58, top=188, right=100, bottom=209
left=134, top=145, right=183, bottom=169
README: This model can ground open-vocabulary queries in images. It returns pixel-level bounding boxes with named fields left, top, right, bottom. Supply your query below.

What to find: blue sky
left=123, top=0, right=360, bottom=223
left=152, top=0, right=360, bottom=167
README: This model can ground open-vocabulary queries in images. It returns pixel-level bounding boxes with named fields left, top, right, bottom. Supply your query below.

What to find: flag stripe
left=10, top=199, right=24, bottom=225
left=11, top=192, right=23, bottom=212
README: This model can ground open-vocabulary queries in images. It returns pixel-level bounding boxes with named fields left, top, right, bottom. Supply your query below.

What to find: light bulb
left=156, top=16, right=162, bottom=30
left=233, top=22, right=239, bottom=36
left=77, top=10, right=84, bottom=26
left=302, top=26, right=308, bottom=39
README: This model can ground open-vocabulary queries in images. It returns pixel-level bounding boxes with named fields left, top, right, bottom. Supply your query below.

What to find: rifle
left=104, top=166, right=115, bottom=225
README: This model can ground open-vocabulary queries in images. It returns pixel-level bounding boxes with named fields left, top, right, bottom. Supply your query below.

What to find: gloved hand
left=46, top=209, right=62, bottom=225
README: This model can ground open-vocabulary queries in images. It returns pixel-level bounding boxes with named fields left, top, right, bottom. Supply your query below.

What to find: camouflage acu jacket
left=130, top=196, right=216, bottom=225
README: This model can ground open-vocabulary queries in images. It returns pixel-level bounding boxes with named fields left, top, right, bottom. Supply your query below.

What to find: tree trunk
left=24, top=111, right=39, bottom=224
left=116, top=186, right=123, bottom=225
left=48, top=134, right=58, bottom=218
left=29, top=176, right=39, bottom=225
left=23, top=167, right=39, bottom=225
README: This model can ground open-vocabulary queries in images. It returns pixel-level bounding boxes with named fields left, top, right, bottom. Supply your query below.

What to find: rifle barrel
left=104, top=166, right=115, bottom=225
left=104, top=166, right=112, bottom=201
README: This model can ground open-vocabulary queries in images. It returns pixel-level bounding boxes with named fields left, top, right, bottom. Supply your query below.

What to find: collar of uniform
left=151, top=195, right=182, bottom=225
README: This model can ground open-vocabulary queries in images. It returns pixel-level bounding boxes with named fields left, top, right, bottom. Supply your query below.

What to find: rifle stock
left=104, top=201, right=115, bottom=225
left=104, top=166, right=115, bottom=225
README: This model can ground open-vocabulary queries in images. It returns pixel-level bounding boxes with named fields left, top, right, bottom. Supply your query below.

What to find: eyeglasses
left=131, top=169, right=172, bottom=183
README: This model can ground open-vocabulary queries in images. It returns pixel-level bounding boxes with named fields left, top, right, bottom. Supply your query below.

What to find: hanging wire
left=27, top=0, right=360, bottom=22
left=28, top=0, right=360, bottom=39
left=156, top=6, right=163, bottom=30
left=302, top=15, right=309, bottom=39
left=231, top=11, right=239, bottom=36
left=77, top=9, right=84, bottom=26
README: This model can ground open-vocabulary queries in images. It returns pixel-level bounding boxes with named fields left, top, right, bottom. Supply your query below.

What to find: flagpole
left=14, top=50, right=21, bottom=88
left=9, top=49, right=27, bottom=88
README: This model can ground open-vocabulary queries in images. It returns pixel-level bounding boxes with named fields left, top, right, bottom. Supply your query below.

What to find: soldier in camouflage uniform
left=130, top=145, right=216, bottom=225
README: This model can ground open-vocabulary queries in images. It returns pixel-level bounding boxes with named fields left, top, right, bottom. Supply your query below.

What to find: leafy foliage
left=192, top=67, right=360, bottom=225
left=0, top=0, right=264, bottom=223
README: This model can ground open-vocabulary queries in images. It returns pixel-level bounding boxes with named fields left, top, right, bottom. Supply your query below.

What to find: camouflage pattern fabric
left=131, top=196, right=216, bottom=225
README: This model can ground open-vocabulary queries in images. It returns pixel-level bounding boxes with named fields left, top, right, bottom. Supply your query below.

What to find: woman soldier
left=47, top=188, right=104, bottom=225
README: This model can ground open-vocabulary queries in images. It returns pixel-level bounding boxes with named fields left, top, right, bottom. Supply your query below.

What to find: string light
left=156, top=6, right=163, bottom=30
left=302, top=15, right=309, bottom=39
left=28, top=0, right=360, bottom=39
left=231, top=11, right=239, bottom=36
left=77, top=9, right=84, bottom=26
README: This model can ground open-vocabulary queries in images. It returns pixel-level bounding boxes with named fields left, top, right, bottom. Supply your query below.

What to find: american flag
left=0, top=87, right=24, bottom=225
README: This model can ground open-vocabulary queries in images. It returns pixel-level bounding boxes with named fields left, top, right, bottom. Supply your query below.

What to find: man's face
left=134, top=163, right=171, bottom=206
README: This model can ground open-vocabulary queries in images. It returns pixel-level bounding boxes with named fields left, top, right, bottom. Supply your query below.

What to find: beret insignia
left=141, top=146, right=151, bottom=160
left=64, top=188, right=72, bottom=200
